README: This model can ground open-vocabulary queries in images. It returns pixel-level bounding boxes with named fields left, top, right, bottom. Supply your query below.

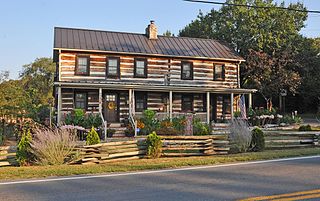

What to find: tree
left=163, top=30, right=175, bottom=37
left=20, top=57, right=55, bottom=106
left=296, top=38, right=320, bottom=112
left=179, top=0, right=307, bottom=108
left=0, top=71, right=9, bottom=83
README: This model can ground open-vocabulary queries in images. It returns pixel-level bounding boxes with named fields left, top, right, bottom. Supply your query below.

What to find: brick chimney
left=145, top=20, right=158, bottom=40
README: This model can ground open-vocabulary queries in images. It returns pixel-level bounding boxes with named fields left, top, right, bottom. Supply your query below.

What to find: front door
left=104, top=93, right=119, bottom=122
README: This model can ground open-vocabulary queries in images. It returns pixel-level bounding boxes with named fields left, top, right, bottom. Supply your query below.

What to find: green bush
left=250, top=128, right=265, bottom=152
left=146, top=131, right=162, bottom=158
left=156, top=127, right=181, bottom=136
left=193, top=118, right=211, bottom=136
left=281, top=115, right=303, bottom=125
left=171, top=116, right=186, bottom=132
left=64, top=110, right=102, bottom=129
left=17, top=129, right=33, bottom=166
left=299, top=125, right=312, bottom=131
left=86, top=127, right=100, bottom=145
left=139, top=110, right=160, bottom=135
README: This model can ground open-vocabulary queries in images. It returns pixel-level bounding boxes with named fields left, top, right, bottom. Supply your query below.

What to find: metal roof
left=54, top=27, right=244, bottom=61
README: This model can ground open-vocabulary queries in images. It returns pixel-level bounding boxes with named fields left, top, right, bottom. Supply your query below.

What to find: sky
left=0, top=0, right=319, bottom=79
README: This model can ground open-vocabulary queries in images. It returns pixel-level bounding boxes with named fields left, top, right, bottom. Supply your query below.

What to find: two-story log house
left=53, top=21, right=256, bottom=136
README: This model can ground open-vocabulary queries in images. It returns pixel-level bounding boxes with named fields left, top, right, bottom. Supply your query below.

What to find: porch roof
left=54, top=81, right=257, bottom=94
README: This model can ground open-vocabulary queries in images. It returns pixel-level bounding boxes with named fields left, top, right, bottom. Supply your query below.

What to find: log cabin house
left=53, top=21, right=256, bottom=137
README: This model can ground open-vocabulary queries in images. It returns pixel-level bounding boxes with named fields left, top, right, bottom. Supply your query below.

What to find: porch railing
left=100, top=112, right=107, bottom=141
left=129, top=112, right=137, bottom=137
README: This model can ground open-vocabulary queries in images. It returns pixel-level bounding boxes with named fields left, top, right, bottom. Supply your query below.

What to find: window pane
left=77, top=57, right=88, bottom=74
left=107, top=58, right=118, bottom=76
left=135, top=93, right=146, bottom=112
left=182, top=95, right=193, bottom=112
left=182, top=63, right=192, bottom=79
left=75, top=93, right=87, bottom=109
left=135, top=60, right=145, bottom=76
left=215, top=65, right=223, bottom=79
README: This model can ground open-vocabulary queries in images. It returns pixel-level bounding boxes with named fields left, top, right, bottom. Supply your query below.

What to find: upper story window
left=106, top=57, right=120, bottom=78
left=75, top=92, right=87, bottom=109
left=181, top=94, right=193, bottom=112
left=75, top=55, right=90, bottom=75
left=214, top=64, right=225, bottom=80
left=134, top=58, right=147, bottom=78
left=181, top=62, right=193, bottom=80
left=135, top=92, right=147, bottom=112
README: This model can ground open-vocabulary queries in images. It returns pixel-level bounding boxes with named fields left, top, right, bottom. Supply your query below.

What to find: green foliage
left=64, top=110, right=102, bottom=129
left=146, top=131, right=162, bottom=158
left=17, top=129, right=33, bottom=166
left=193, top=118, right=211, bottom=136
left=156, top=127, right=181, bottom=136
left=298, top=125, right=312, bottom=131
left=86, top=127, right=100, bottom=145
left=281, top=115, right=302, bottom=125
left=179, top=1, right=307, bottom=104
left=124, top=125, right=135, bottom=137
left=250, top=128, right=265, bottom=152
left=171, top=116, right=186, bottom=132
left=139, top=110, right=160, bottom=135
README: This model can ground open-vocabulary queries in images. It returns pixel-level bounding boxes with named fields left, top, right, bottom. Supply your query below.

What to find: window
left=181, top=94, right=193, bottom=112
left=75, top=55, right=90, bottom=75
left=106, top=57, right=120, bottom=78
left=214, top=64, right=225, bottom=80
left=75, top=92, right=87, bottom=109
left=181, top=62, right=193, bottom=80
left=135, top=92, right=147, bottom=112
left=134, top=58, right=147, bottom=78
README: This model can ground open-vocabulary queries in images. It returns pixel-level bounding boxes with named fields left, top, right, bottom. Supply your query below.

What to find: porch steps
left=108, top=123, right=126, bottom=137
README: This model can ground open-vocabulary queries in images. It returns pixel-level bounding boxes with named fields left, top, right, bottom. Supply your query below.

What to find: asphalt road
left=0, top=156, right=319, bottom=201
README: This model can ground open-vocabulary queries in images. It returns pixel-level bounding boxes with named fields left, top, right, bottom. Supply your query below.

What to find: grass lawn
left=0, top=148, right=320, bottom=181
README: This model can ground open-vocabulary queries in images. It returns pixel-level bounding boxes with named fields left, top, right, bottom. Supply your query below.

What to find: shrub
left=299, top=125, right=312, bottom=131
left=64, top=110, right=102, bottom=129
left=31, top=128, right=77, bottom=165
left=83, top=113, right=102, bottom=129
left=86, top=127, right=100, bottom=145
left=281, top=115, right=303, bottom=125
left=156, top=127, right=181, bottom=136
left=171, top=116, right=186, bottom=132
left=228, top=119, right=252, bottom=153
left=139, top=110, right=160, bottom=135
left=193, top=118, right=211, bottom=136
left=17, top=129, right=33, bottom=166
left=250, top=128, right=265, bottom=152
left=146, top=131, right=162, bottom=158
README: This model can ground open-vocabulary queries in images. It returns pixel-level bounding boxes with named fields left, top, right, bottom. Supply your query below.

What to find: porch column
left=248, top=93, right=252, bottom=109
left=98, top=88, right=102, bottom=114
left=231, top=93, right=234, bottom=119
left=129, top=89, right=132, bottom=113
left=57, top=86, right=62, bottom=126
left=206, top=92, right=210, bottom=124
left=169, top=91, right=173, bottom=121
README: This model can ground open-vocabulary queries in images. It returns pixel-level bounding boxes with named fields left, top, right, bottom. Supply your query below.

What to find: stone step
left=108, top=123, right=124, bottom=128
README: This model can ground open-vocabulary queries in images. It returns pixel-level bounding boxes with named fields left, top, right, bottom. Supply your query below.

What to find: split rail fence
left=0, top=146, right=17, bottom=167
left=264, top=131, right=320, bottom=149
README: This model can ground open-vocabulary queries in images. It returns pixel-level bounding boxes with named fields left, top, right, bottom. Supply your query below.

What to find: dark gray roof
left=54, top=27, right=244, bottom=61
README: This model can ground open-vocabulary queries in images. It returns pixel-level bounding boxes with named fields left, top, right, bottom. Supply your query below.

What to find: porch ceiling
left=54, top=81, right=257, bottom=94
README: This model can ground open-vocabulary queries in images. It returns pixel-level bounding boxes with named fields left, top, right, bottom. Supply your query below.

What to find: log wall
left=59, top=52, right=238, bottom=88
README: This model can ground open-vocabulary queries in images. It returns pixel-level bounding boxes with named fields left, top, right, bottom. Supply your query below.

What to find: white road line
left=0, top=155, right=319, bottom=186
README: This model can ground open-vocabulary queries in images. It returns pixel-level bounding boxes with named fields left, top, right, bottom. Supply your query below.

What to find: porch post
left=99, top=88, right=102, bottom=114
left=129, top=89, right=132, bottom=113
left=206, top=92, right=210, bottom=124
left=57, top=86, right=62, bottom=126
left=169, top=90, right=173, bottom=121
left=231, top=93, right=234, bottom=119
left=248, top=93, right=252, bottom=109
